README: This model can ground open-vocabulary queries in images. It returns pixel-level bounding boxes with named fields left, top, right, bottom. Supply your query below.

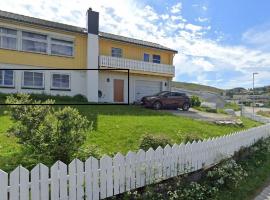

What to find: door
left=135, top=80, right=162, bottom=101
left=114, top=79, right=124, bottom=102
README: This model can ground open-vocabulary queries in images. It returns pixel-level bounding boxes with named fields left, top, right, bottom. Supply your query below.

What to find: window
left=111, top=47, right=122, bottom=58
left=0, top=70, right=14, bottom=87
left=22, top=31, right=47, bottom=53
left=152, top=55, right=161, bottom=64
left=23, top=71, right=44, bottom=88
left=144, top=53, right=150, bottom=62
left=51, top=74, right=70, bottom=90
left=51, top=38, right=74, bottom=56
left=0, top=27, right=17, bottom=50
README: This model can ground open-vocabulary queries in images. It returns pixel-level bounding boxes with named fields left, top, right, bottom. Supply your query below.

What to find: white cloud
left=196, top=17, right=209, bottom=23
left=0, top=0, right=269, bottom=88
left=171, top=2, right=182, bottom=14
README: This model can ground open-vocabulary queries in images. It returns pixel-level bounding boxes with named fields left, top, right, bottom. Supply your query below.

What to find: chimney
left=87, top=8, right=99, bottom=35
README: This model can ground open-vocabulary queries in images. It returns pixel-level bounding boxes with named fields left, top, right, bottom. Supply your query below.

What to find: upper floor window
left=22, top=31, right=47, bottom=53
left=0, top=70, right=14, bottom=87
left=111, top=47, right=122, bottom=58
left=153, top=55, right=161, bottom=64
left=51, top=38, right=74, bottom=56
left=22, top=71, right=44, bottom=89
left=144, top=53, right=150, bottom=62
left=51, top=73, right=70, bottom=90
left=0, top=27, right=17, bottom=50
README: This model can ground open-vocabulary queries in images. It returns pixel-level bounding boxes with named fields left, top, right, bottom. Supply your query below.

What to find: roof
left=99, top=32, right=177, bottom=53
left=0, top=10, right=178, bottom=53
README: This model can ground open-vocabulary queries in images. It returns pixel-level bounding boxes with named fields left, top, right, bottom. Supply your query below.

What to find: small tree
left=190, top=95, right=201, bottom=107
left=6, top=94, right=89, bottom=163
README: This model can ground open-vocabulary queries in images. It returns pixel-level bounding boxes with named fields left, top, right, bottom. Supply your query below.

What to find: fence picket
left=85, top=157, right=99, bottom=200
left=69, top=159, right=84, bottom=200
left=113, top=153, right=125, bottom=195
left=0, top=169, right=8, bottom=200
left=125, top=151, right=136, bottom=191
left=100, top=155, right=113, bottom=199
left=31, top=163, right=49, bottom=200
left=136, top=149, right=146, bottom=188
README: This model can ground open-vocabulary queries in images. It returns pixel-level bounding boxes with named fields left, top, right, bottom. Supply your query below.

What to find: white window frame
left=0, top=69, right=15, bottom=87
left=50, top=38, right=74, bottom=57
left=22, top=71, right=45, bottom=89
left=21, top=31, right=48, bottom=54
left=0, top=27, right=18, bottom=50
left=50, top=72, right=71, bottom=90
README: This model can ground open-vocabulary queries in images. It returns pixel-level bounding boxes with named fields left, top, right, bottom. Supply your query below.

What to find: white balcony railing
left=99, top=55, right=175, bottom=76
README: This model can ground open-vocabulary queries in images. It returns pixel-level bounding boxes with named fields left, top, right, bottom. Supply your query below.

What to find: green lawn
left=0, top=104, right=261, bottom=171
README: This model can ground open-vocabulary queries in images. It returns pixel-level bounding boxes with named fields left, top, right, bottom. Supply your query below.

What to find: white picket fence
left=0, top=124, right=270, bottom=200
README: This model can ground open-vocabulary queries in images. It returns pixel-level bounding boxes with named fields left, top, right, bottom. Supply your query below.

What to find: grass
left=257, top=110, right=270, bottom=118
left=172, top=81, right=224, bottom=94
left=0, top=101, right=261, bottom=171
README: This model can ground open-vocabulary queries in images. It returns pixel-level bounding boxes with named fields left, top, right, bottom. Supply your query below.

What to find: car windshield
left=154, top=91, right=169, bottom=96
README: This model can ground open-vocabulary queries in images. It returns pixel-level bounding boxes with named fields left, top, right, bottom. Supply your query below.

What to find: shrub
left=184, top=134, right=202, bottom=143
left=206, top=159, right=248, bottom=190
left=74, top=145, right=102, bottom=161
left=191, top=96, right=201, bottom=107
left=139, top=134, right=172, bottom=150
left=5, top=94, right=90, bottom=163
left=73, top=94, right=88, bottom=102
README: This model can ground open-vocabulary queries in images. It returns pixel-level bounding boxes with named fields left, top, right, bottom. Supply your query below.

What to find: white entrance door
left=135, top=80, right=162, bottom=101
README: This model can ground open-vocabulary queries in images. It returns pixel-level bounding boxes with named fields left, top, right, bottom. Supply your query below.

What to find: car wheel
left=182, top=103, right=190, bottom=111
left=153, top=101, right=162, bottom=110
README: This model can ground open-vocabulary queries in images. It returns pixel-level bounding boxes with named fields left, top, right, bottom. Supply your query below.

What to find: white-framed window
left=22, top=31, right=48, bottom=53
left=51, top=38, right=74, bottom=56
left=51, top=73, right=70, bottom=90
left=22, top=71, right=44, bottom=89
left=111, top=47, right=122, bottom=58
left=0, top=27, right=17, bottom=50
left=0, top=70, right=14, bottom=87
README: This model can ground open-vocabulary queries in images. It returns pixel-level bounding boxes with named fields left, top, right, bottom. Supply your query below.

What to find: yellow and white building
left=0, top=9, right=177, bottom=103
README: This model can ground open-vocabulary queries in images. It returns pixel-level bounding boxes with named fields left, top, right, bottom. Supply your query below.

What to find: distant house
left=0, top=9, right=177, bottom=103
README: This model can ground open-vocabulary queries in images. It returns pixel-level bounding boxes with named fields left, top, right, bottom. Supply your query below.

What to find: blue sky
left=0, top=0, right=270, bottom=89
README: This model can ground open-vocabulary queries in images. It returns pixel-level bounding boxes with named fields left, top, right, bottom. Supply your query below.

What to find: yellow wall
left=0, top=20, right=87, bottom=69
left=99, top=38, right=174, bottom=65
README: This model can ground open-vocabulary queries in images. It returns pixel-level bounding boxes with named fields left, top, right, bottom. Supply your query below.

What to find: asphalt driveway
left=164, top=108, right=237, bottom=122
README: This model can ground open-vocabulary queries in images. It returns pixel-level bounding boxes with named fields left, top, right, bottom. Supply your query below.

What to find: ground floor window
left=51, top=73, right=70, bottom=90
left=0, top=70, right=14, bottom=87
left=22, top=71, right=44, bottom=89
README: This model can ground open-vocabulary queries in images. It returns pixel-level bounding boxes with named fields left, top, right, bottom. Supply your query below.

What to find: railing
left=1, top=124, right=270, bottom=199
left=99, top=55, right=175, bottom=76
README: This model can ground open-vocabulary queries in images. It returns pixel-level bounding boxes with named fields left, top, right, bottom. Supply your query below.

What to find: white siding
left=0, top=64, right=86, bottom=97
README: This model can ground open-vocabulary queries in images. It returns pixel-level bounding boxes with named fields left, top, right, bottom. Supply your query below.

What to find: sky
left=0, top=0, right=270, bottom=89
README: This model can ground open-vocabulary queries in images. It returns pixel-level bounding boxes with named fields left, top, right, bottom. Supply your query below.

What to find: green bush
left=139, top=134, right=172, bottom=150
left=206, top=159, right=248, bottom=190
left=5, top=94, right=90, bottom=163
left=184, top=134, right=202, bottom=143
left=191, top=96, right=201, bottom=107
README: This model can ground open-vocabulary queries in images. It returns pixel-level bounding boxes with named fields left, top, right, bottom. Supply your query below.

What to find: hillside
left=172, top=81, right=224, bottom=94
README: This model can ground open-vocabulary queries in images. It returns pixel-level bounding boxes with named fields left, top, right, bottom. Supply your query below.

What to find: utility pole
left=253, top=72, right=258, bottom=117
